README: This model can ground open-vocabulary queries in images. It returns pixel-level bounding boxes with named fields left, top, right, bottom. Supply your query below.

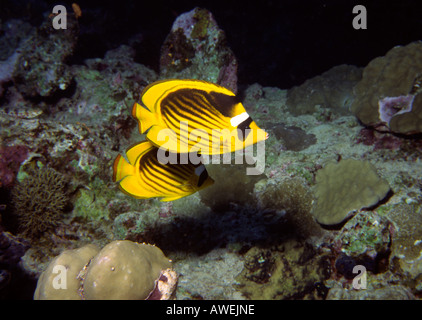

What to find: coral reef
left=34, top=240, right=177, bottom=300
left=11, top=165, right=70, bottom=237
left=12, top=15, right=79, bottom=97
left=332, top=211, right=392, bottom=273
left=271, top=124, right=317, bottom=151
left=236, top=239, right=331, bottom=299
left=351, top=41, right=422, bottom=134
left=287, top=64, right=362, bottom=116
left=0, top=230, right=30, bottom=298
left=312, top=159, right=391, bottom=226
left=255, top=178, right=323, bottom=239
left=0, top=5, right=421, bottom=301
left=385, top=203, right=422, bottom=288
left=159, top=7, right=238, bottom=93
left=327, top=282, right=415, bottom=300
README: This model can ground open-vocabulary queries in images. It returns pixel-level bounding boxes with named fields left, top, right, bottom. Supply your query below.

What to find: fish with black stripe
left=132, top=79, right=268, bottom=154
left=112, top=140, right=214, bottom=201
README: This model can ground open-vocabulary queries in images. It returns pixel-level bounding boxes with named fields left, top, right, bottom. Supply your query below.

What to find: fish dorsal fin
left=125, top=140, right=155, bottom=165
left=141, top=79, right=235, bottom=109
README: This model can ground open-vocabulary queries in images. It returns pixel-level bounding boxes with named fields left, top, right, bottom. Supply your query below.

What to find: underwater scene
left=0, top=0, right=421, bottom=301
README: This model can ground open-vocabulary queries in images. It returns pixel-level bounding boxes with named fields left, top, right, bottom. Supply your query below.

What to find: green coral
left=334, top=211, right=392, bottom=258
left=312, top=159, right=390, bottom=226
left=73, top=177, right=115, bottom=221
left=11, top=166, right=69, bottom=237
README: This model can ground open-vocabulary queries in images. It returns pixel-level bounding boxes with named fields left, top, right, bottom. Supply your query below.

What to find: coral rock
left=159, top=7, right=238, bottom=93
left=12, top=15, right=79, bottom=97
left=351, top=41, right=422, bottom=134
left=287, top=64, right=362, bottom=116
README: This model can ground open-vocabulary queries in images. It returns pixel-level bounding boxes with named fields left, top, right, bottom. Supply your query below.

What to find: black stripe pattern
left=138, top=147, right=199, bottom=194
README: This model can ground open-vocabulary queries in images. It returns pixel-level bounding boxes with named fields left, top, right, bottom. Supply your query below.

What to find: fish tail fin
left=112, top=154, right=134, bottom=182
left=132, top=102, right=156, bottom=134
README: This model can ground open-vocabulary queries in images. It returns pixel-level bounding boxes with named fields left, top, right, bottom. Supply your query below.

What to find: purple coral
left=0, top=145, right=29, bottom=188
left=378, top=95, right=414, bottom=125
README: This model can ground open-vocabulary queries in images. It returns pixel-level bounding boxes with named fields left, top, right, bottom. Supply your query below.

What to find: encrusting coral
left=312, top=159, right=390, bottom=226
left=33, top=240, right=177, bottom=300
left=11, top=166, right=69, bottom=237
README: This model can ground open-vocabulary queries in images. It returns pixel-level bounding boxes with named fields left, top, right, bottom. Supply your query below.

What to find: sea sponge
left=33, top=240, right=177, bottom=300
left=11, top=166, right=69, bottom=237
left=312, top=159, right=390, bottom=225
left=351, top=41, right=422, bottom=134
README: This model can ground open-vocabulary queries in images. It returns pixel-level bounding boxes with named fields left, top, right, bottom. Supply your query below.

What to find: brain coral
left=34, top=240, right=177, bottom=300
left=312, top=159, right=390, bottom=226
left=34, top=244, right=100, bottom=300
left=351, top=41, right=422, bottom=134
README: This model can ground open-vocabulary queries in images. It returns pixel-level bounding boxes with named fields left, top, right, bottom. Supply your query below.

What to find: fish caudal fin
left=113, top=154, right=145, bottom=198
left=112, top=154, right=135, bottom=182
left=132, top=102, right=157, bottom=134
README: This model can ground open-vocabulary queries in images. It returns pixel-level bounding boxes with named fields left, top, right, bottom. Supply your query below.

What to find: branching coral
left=11, top=166, right=69, bottom=237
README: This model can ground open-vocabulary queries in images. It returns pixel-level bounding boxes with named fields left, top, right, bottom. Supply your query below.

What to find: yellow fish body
left=112, top=140, right=214, bottom=201
left=132, top=79, right=268, bottom=155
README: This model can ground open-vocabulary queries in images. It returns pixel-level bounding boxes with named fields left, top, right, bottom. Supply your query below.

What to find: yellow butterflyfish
left=132, top=79, right=268, bottom=155
left=113, top=140, right=214, bottom=201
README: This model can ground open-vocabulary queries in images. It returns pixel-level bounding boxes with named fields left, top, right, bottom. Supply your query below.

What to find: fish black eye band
left=155, top=123, right=266, bottom=175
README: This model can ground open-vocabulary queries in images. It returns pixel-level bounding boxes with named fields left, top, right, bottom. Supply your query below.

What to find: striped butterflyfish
left=132, top=79, right=269, bottom=155
left=113, top=140, right=214, bottom=201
